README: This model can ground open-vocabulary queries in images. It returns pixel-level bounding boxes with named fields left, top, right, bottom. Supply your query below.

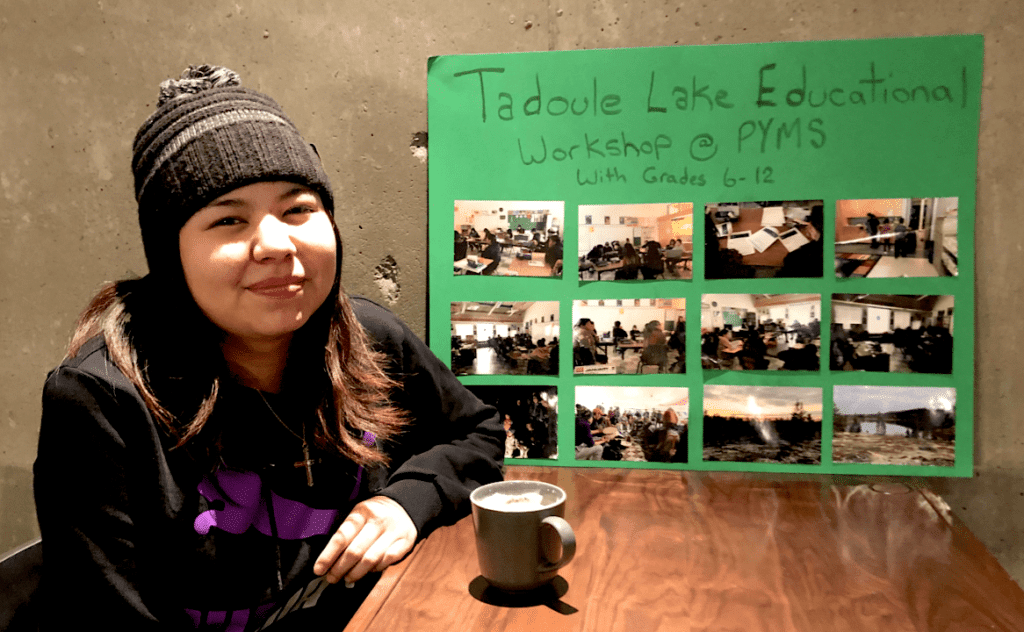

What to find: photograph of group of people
left=701, top=294, right=821, bottom=371
left=705, top=200, right=824, bottom=279
left=571, top=299, right=685, bottom=374
left=703, top=385, right=823, bottom=464
left=466, top=386, right=559, bottom=461
left=830, top=294, right=954, bottom=373
left=833, top=386, right=956, bottom=466
left=574, top=386, right=688, bottom=463
left=454, top=200, right=564, bottom=277
left=450, top=301, right=559, bottom=376
left=578, top=202, right=694, bottom=281
left=834, top=197, right=959, bottom=278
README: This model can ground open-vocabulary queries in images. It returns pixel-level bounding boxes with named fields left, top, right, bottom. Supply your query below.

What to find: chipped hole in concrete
left=410, top=131, right=428, bottom=163
left=373, top=255, right=401, bottom=305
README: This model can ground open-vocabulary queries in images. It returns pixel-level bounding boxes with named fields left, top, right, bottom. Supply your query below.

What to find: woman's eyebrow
left=280, top=186, right=315, bottom=201
left=206, top=196, right=247, bottom=208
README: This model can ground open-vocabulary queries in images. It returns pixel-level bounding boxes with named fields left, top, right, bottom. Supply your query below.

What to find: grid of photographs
left=432, top=39, right=975, bottom=477
left=445, top=195, right=964, bottom=473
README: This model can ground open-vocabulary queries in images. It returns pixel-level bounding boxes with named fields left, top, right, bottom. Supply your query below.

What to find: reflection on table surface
left=344, top=467, right=1024, bottom=632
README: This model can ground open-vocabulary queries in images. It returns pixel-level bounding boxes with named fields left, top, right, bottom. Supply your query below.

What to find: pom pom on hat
left=157, top=65, right=242, bottom=106
left=132, top=65, right=334, bottom=277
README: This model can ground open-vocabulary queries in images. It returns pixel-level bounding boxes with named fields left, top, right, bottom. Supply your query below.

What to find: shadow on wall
left=928, top=470, right=1024, bottom=589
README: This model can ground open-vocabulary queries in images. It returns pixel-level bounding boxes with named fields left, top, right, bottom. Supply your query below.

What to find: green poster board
left=428, top=36, right=980, bottom=476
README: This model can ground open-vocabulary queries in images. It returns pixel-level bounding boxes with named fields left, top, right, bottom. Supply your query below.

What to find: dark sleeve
left=353, top=299, right=504, bottom=539
left=34, top=365, right=187, bottom=630
left=575, top=420, right=594, bottom=447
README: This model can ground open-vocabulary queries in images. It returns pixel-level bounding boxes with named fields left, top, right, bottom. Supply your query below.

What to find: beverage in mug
left=470, top=480, right=576, bottom=592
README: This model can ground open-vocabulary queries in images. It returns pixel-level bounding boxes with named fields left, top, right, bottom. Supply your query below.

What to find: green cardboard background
left=427, top=35, right=981, bottom=476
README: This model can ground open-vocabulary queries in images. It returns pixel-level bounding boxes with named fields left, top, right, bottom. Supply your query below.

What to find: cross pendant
left=295, top=443, right=315, bottom=487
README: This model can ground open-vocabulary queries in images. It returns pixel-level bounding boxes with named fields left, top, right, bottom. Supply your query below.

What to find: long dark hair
left=66, top=228, right=405, bottom=469
left=621, top=242, right=640, bottom=267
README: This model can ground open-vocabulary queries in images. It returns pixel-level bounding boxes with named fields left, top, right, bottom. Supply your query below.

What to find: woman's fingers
left=313, top=512, right=364, bottom=577
left=314, top=496, right=417, bottom=585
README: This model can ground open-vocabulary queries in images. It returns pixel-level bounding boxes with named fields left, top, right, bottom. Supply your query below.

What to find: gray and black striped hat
left=132, top=65, right=334, bottom=275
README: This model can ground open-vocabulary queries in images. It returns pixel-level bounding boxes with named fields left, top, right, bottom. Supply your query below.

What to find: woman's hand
left=313, top=496, right=417, bottom=585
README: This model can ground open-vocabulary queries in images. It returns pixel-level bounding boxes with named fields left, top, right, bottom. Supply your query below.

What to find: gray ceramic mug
left=470, top=480, right=576, bottom=591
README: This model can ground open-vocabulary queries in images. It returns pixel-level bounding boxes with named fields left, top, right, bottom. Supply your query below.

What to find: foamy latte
left=474, top=490, right=549, bottom=512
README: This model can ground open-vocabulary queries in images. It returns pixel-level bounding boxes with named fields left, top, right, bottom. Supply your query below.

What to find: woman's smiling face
left=178, top=181, right=337, bottom=347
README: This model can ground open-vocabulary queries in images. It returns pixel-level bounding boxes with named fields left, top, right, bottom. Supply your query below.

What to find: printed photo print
left=700, top=294, right=820, bottom=371
left=833, top=386, right=956, bottom=466
left=454, top=200, right=564, bottom=278
left=705, top=200, right=824, bottom=279
left=466, top=385, right=558, bottom=461
left=451, top=301, right=559, bottom=376
left=571, top=298, right=685, bottom=375
left=575, top=386, right=688, bottom=463
left=830, top=294, right=953, bottom=374
left=703, top=385, right=822, bottom=464
left=578, top=202, right=693, bottom=281
left=834, top=197, right=959, bottom=278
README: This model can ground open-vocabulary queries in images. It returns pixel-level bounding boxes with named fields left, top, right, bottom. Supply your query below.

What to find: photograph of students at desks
left=574, top=386, right=688, bottom=463
left=453, top=200, right=564, bottom=277
left=700, top=294, right=821, bottom=371
left=577, top=202, right=693, bottom=281
left=834, top=197, right=959, bottom=278
left=571, top=299, right=685, bottom=374
left=450, top=301, right=559, bottom=376
left=705, top=200, right=824, bottom=279
left=830, top=294, right=954, bottom=374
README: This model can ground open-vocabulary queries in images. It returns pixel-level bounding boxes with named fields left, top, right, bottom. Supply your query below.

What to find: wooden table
left=615, top=340, right=643, bottom=360
left=508, top=257, right=553, bottom=277
left=454, top=257, right=493, bottom=274
left=591, top=260, right=623, bottom=280
left=344, top=467, right=1024, bottom=632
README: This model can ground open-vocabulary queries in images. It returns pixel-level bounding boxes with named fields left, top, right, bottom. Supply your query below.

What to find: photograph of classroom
left=577, top=202, right=693, bottom=280
left=465, top=385, right=558, bottom=461
left=454, top=200, right=564, bottom=277
left=705, top=200, right=824, bottom=279
left=450, top=301, right=559, bottom=376
left=830, top=294, right=954, bottom=373
left=700, top=294, right=821, bottom=371
left=833, top=386, right=956, bottom=467
left=703, top=385, right=822, bottom=464
left=834, top=197, right=959, bottom=278
left=571, top=299, right=685, bottom=374
left=575, top=386, right=688, bottom=463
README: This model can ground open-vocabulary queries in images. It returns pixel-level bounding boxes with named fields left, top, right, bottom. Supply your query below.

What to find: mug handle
left=538, top=516, right=576, bottom=572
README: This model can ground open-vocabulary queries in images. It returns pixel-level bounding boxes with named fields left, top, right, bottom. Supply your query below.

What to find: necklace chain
left=254, top=389, right=316, bottom=487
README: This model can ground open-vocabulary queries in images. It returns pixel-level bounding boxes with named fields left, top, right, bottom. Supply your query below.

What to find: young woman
left=615, top=242, right=641, bottom=280
left=640, top=320, right=669, bottom=373
left=33, top=66, right=504, bottom=630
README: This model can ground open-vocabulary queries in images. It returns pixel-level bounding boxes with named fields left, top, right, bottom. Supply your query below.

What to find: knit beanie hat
left=132, top=65, right=334, bottom=276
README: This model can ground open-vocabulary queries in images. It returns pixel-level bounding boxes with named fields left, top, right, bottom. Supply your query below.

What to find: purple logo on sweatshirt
left=194, top=470, right=343, bottom=539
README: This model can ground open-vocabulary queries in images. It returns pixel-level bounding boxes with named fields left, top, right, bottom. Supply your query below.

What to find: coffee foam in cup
left=475, top=490, right=548, bottom=512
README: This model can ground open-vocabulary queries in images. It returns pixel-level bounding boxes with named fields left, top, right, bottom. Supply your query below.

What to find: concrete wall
left=3, top=0, right=1022, bottom=584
